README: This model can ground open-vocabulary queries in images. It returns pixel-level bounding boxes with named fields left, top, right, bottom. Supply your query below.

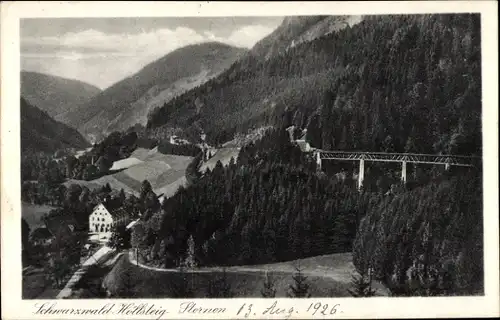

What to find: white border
left=1, top=1, right=498, bottom=319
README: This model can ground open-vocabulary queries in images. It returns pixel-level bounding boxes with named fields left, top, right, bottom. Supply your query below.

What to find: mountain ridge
left=249, top=15, right=362, bottom=60
left=77, top=41, right=247, bottom=143
left=145, top=14, right=481, bottom=157
left=21, top=71, right=102, bottom=125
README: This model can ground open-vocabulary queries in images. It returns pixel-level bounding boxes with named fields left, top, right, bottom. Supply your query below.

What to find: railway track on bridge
left=306, top=145, right=481, bottom=190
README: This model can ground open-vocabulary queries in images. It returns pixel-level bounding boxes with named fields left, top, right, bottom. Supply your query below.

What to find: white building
left=88, top=203, right=130, bottom=234
left=170, top=135, right=190, bottom=145
left=286, top=127, right=313, bottom=153
left=157, top=193, right=166, bottom=205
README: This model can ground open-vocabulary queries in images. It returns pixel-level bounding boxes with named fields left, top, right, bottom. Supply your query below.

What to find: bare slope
left=78, top=42, right=247, bottom=142
left=199, top=147, right=240, bottom=173
left=64, top=148, right=192, bottom=197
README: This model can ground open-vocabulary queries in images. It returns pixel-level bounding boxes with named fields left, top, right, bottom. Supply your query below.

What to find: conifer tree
left=261, top=271, right=277, bottom=298
left=183, top=235, right=197, bottom=269
left=207, top=268, right=233, bottom=298
left=287, top=264, right=311, bottom=298
left=348, top=268, right=377, bottom=297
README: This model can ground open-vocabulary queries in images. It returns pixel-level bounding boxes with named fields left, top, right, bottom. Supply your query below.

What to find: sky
left=21, top=17, right=284, bottom=89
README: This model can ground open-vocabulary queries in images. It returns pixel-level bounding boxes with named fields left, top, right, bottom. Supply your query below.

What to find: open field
left=109, top=157, right=144, bottom=171
left=200, top=147, right=240, bottom=173
left=103, top=251, right=388, bottom=298
left=64, top=175, right=139, bottom=195
left=64, top=148, right=193, bottom=197
left=74, top=147, right=92, bottom=159
left=226, top=253, right=355, bottom=283
left=21, top=202, right=56, bottom=229
left=222, top=126, right=273, bottom=148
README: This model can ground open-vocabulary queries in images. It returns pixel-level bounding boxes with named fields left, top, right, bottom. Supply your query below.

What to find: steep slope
left=21, top=98, right=90, bottom=153
left=147, top=14, right=481, bottom=157
left=78, top=42, right=247, bottom=142
left=20, top=71, right=101, bottom=124
left=249, top=15, right=362, bottom=60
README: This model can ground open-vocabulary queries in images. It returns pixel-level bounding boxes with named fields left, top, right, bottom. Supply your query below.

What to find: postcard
left=1, top=1, right=498, bottom=319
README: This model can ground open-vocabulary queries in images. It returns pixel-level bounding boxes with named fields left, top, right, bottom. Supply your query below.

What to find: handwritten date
left=236, top=301, right=340, bottom=318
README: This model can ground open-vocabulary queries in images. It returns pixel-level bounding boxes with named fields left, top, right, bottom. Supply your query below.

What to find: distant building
left=170, top=135, right=190, bottom=145
left=126, top=218, right=140, bottom=231
left=43, top=213, right=77, bottom=238
left=286, top=127, right=314, bottom=153
left=89, top=203, right=130, bottom=234
left=295, top=130, right=313, bottom=152
left=157, top=193, right=166, bottom=205
left=30, top=227, right=53, bottom=246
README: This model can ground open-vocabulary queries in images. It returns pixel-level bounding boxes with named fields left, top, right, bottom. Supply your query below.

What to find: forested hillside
left=21, top=71, right=101, bottom=125
left=133, top=14, right=484, bottom=297
left=353, top=171, right=483, bottom=295
left=135, top=129, right=372, bottom=267
left=248, top=15, right=360, bottom=60
left=147, top=14, right=481, bottom=156
left=132, top=128, right=482, bottom=296
left=21, top=98, right=90, bottom=153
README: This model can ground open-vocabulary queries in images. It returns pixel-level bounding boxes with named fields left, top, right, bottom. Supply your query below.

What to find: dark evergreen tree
left=347, top=270, right=377, bottom=297
left=108, top=225, right=131, bottom=250
left=261, top=271, right=277, bottom=298
left=287, top=264, right=311, bottom=298
left=207, top=268, right=233, bottom=298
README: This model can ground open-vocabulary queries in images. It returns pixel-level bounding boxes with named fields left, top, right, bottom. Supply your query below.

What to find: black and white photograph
left=1, top=1, right=499, bottom=319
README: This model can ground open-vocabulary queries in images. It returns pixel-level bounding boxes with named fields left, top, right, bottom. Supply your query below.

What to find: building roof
left=30, top=227, right=52, bottom=240
left=299, top=129, right=307, bottom=140
left=93, top=202, right=117, bottom=214
left=43, top=213, right=77, bottom=237
left=109, top=207, right=129, bottom=219
left=126, top=219, right=140, bottom=230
